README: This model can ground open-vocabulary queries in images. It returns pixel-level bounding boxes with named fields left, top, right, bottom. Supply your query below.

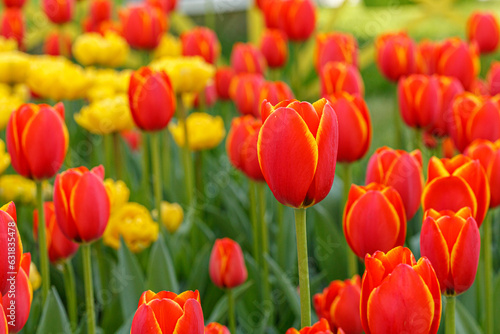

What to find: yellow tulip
left=86, top=68, right=131, bottom=102
left=103, top=202, right=159, bottom=253
left=29, top=262, right=42, bottom=291
left=160, top=201, right=184, bottom=233
left=0, top=84, right=27, bottom=130
left=0, top=51, right=30, bottom=84
left=0, top=174, right=35, bottom=204
left=0, top=37, right=17, bottom=52
left=169, top=112, right=225, bottom=151
left=153, top=34, right=182, bottom=59
left=73, top=32, right=130, bottom=68
left=0, top=140, right=10, bottom=175
left=75, top=94, right=134, bottom=135
left=104, top=178, right=130, bottom=213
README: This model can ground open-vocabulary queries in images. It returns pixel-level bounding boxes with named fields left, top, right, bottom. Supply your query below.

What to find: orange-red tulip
left=205, top=322, right=230, bottom=334
left=375, top=32, right=416, bottom=82
left=1, top=9, right=24, bottom=48
left=131, top=290, right=204, bottom=334
left=434, top=38, right=479, bottom=90
left=227, top=115, right=264, bottom=181
left=33, top=202, right=79, bottom=264
left=469, top=78, right=489, bottom=96
left=42, top=0, right=74, bottom=24
left=53, top=165, right=110, bottom=243
left=181, top=27, right=220, bottom=65
left=365, top=147, right=423, bottom=220
left=119, top=4, right=167, bottom=50
left=278, top=0, right=316, bottom=42
left=449, top=93, right=500, bottom=152
left=215, top=66, right=235, bottom=101
left=231, top=42, right=267, bottom=75
left=423, top=155, right=490, bottom=225
left=361, top=247, right=441, bottom=334
left=209, top=238, right=248, bottom=289
left=260, top=29, right=288, bottom=68
left=128, top=67, right=176, bottom=131
left=467, top=11, right=499, bottom=54
left=0, top=296, right=6, bottom=334
left=421, top=207, right=480, bottom=296
left=315, top=32, right=358, bottom=73
left=259, top=80, right=294, bottom=106
left=313, top=275, right=362, bottom=334
left=2, top=0, right=25, bottom=8
left=0, top=202, right=21, bottom=296
left=465, top=139, right=500, bottom=208
left=416, top=39, right=438, bottom=75
left=286, top=318, right=333, bottom=334
left=258, top=99, right=339, bottom=208
left=146, top=0, right=177, bottom=13
left=321, top=62, right=364, bottom=98
left=43, top=30, right=72, bottom=56
left=262, top=0, right=282, bottom=29
left=344, top=183, right=406, bottom=258
left=428, top=76, right=463, bottom=138
left=7, top=103, right=68, bottom=180
left=398, top=74, right=441, bottom=129
left=229, top=73, right=264, bottom=117
left=89, top=0, right=112, bottom=25
left=487, top=61, right=500, bottom=96
left=325, top=92, right=371, bottom=163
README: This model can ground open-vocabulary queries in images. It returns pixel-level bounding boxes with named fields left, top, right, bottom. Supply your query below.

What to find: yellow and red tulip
left=259, top=80, right=294, bottom=106
left=205, top=322, right=230, bottom=334
left=230, top=42, right=267, bottom=75
left=0, top=9, right=24, bottom=49
left=428, top=76, right=463, bottom=138
left=315, top=32, right=358, bottom=73
left=286, top=318, right=333, bottom=334
left=262, top=0, right=282, bottom=30
left=43, top=30, right=72, bottom=56
left=119, top=4, right=167, bottom=50
left=321, top=62, right=364, bottom=98
left=229, top=73, right=264, bottom=117
left=375, top=32, right=416, bottom=82
left=0, top=202, right=21, bottom=296
left=416, top=39, right=438, bottom=75
left=467, top=11, right=499, bottom=54
left=89, top=0, right=111, bottom=25
left=215, top=66, right=235, bottom=101
left=209, top=238, right=248, bottom=289
left=278, top=0, right=316, bottom=42
left=42, top=0, right=74, bottom=24
left=181, top=27, right=220, bottom=65
left=260, top=29, right=288, bottom=69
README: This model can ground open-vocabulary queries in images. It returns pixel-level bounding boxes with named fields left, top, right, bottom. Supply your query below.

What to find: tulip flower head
left=158, top=201, right=183, bottom=233
left=467, top=11, right=500, bottom=54
left=416, top=39, right=438, bottom=75
left=146, top=0, right=177, bottom=13
left=89, top=0, right=112, bottom=25
left=43, top=30, right=72, bottom=57
left=215, top=66, right=235, bottom=101
left=42, top=0, right=74, bottom=25
left=231, top=42, right=267, bottom=75
left=0, top=202, right=21, bottom=295
left=0, top=9, right=24, bottom=49
left=209, top=238, right=248, bottom=289
left=487, top=61, right=500, bottom=96
left=278, top=0, right=316, bottom=42
left=428, top=76, right=463, bottom=138
left=229, top=73, right=265, bottom=117
left=259, top=80, right=294, bottom=106
left=169, top=112, right=225, bottom=151
left=286, top=318, right=333, bottom=334
left=315, top=32, right=358, bottom=73
left=205, top=322, right=230, bottom=334
left=260, top=28, right=288, bottom=68
left=73, top=32, right=129, bottom=68
left=153, top=34, right=182, bottom=59
left=181, top=27, right=220, bottom=65
left=375, top=31, right=416, bottom=82
left=258, top=99, right=339, bottom=208
left=2, top=0, right=26, bottom=8
left=435, top=38, right=479, bottom=90
left=119, top=4, right=167, bottom=50
left=321, top=62, right=364, bottom=97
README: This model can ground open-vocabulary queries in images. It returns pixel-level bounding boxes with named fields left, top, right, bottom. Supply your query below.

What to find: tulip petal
left=334, top=97, right=369, bottom=162
left=332, top=284, right=363, bottom=334
left=466, top=100, right=500, bottom=143
left=130, top=304, right=163, bottom=334
left=149, top=299, right=184, bottom=334
left=427, top=156, right=450, bottom=182
left=173, top=299, right=204, bottom=334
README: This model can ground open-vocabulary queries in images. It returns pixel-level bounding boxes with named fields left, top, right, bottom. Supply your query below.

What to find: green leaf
left=207, top=281, right=253, bottom=323
left=36, top=287, right=71, bottom=334
left=456, top=300, right=483, bottom=334
left=115, top=313, right=135, bottom=334
left=494, top=273, right=500, bottom=333
left=146, top=234, right=180, bottom=293
left=265, top=254, right=300, bottom=318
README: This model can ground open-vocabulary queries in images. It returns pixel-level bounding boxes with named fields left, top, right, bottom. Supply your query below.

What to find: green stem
left=257, top=183, right=272, bottom=322
left=343, top=164, right=357, bottom=277
left=150, top=132, right=163, bottom=226
left=291, top=42, right=302, bottom=99
left=342, top=164, right=351, bottom=204
left=413, top=128, right=422, bottom=152
left=104, top=134, right=114, bottom=179
left=177, top=95, right=194, bottom=205
left=82, top=244, right=96, bottom=334
left=227, top=289, right=236, bottom=334
left=142, top=135, right=151, bottom=207
left=162, top=130, right=171, bottom=195
left=195, top=151, right=203, bottom=199
left=36, top=181, right=50, bottom=303
left=294, top=208, right=311, bottom=327
left=63, top=261, right=77, bottom=331
left=445, top=296, right=456, bottom=334
left=249, top=182, right=260, bottom=267
left=113, top=132, right=122, bottom=180
left=484, top=213, right=493, bottom=334
left=277, top=202, right=286, bottom=269
left=393, top=86, right=403, bottom=149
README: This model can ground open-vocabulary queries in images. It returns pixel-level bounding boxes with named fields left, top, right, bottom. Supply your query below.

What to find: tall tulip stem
left=484, top=212, right=493, bottom=334
left=82, top=243, right=96, bottom=334
left=104, top=134, right=114, bottom=179
left=36, top=181, right=50, bottom=303
left=249, top=182, right=261, bottom=302
left=113, top=132, right=123, bottom=180
left=343, top=164, right=358, bottom=277
left=177, top=95, right=194, bottom=205
left=63, top=260, right=77, bottom=331
left=227, top=288, right=236, bottom=334
left=445, top=296, right=456, bottom=334
left=413, top=128, right=422, bottom=152
left=141, top=135, right=152, bottom=207
left=162, top=130, right=172, bottom=194
left=277, top=202, right=286, bottom=269
left=393, top=86, right=403, bottom=149
left=150, top=132, right=163, bottom=226
left=257, top=183, right=272, bottom=321
left=294, top=208, right=311, bottom=327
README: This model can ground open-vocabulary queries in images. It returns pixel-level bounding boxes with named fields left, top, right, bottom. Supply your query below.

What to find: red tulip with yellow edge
left=0, top=202, right=21, bottom=296
left=365, top=147, right=423, bottom=220
left=42, top=0, right=74, bottom=24
left=487, top=61, right=500, bottom=96
left=260, top=29, right=288, bottom=68
left=313, top=275, right=363, bottom=334
left=131, top=290, right=204, bottom=334
left=262, top=0, right=282, bottom=29
left=209, top=238, right=247, bottom=289
left=321, top=62, right=364, bottom=98
left=421, top=207, right=480, bottom=296
left=325, top=92, right=371, bottom=163
left=375, top=32, right=416, bottom=82
left=0, top=8, right=24, bottom=48
left=205, top=322, right=230, bottom=334
left=435, top=38, right=479, bottom=90
left=259, top=80, right=294, bottom=106
left=278, top=0, right=316, bottom=42
left=89, top=0, right=111, bottom=25
left=416, top=39, right=438, bottom=75
left=343, top=183, right=406, bottom=258
left=215, top=66, right=235, bottom=101
left=181, top=27, right=220, bottom=65
left=231, top=42, right=267, bottom=75
left=286, top=318, right=333, bottom=334
left=6, top=102, right=68, bottom=180
left=361, top=247, right=441, bottom=334
left=119, top=4, right=167, bottom=49
left=44, top=30, right=72, bottom=56
left=229, top=73, right=264, bottom=117
left=423, top=154, right=490, bottom=225
left=467, top=11, right=499, bottom=54
left=146, top=0, right=177, bottom=13
left=428, top=76, right=463, bottom=138
left=315, top=32, right=358, bottom=73
left=128, top=67, right=176, bottom=132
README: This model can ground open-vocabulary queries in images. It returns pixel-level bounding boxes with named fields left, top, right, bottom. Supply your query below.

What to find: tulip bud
left=119, top=4, right=167, bottom=50
left=215, top=66, right=235, bottom=101
left=361, top=247, right=441, bottom=334
left=231, top=42, right=267, bottom=75
left=0, top=202, right=21, bottom=295
left=428, top=76, right=463, bottom=138
left=42, top=0, right=75, bottom=24
left=487, top=61, right=500, bottom=96
left=1, top=9, right=24, bottom=49
left=131, top=290, right=204, bottom=334
left=258, top=99, right=339, bottom=208
left=229, top=73, right=264, bottom=117
left=260, top=29, right=288, bottom=68
left=467, top=11, right=499, bottom=54
left=43, top=30, right=72, bottom=56
left=321, top=62, right=364, bottom=97
left=286, top=318, right=333, bottom=334
left=209, top=238, right=248, bottom=289
left=278, top=0, right=316, bottom=42
left=416, top=39, right=438, bottom=75
left=205, top=322, right=230, bottom=334
left=421, top=207, right=480, bottom=296
left=375, top=32, right=416, bottom=82
left=169, top=112, right=225, bottom=151
left=181, top=27, right=220, bottom=65
left=158, top=201, right=183, bottom=233
left=89, top=0, right=112, bottom=25
left=262, top=0, right=282, bottom=29
left=259, top=80, right=294, bottom=106
left=315, top=32, right=358, bottom=73
left=435, top=38, right=479, bottom=90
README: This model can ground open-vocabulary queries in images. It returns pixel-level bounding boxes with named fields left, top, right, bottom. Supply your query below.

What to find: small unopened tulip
left=260, top=29, right=288, bottom=68
left=259, top=80, right=294, bottom=106
left=231, top=42, right=267, bottom=75
left=416, top=39, right=438, bottom=75
left=1, top=9, right=24, bottom=49
left=205, top=322, right=230, bottom=334
left=43, top=30, right=72, bottom=56
left=467, top=11, right=500, bottom=54
left=119, top=4, right=167, bottom=50
left=209, top=238, right=248, bottom=289
left=278, top=0, right=316, bottom=42
left=42, top=0, right=74, bottom=24
left=229, top=73, right=264, bottom=117
left=321, top=62, right=364, bottom=97
left=375, top=32, right=416, bottom=82
left=181, top=27, right=220, bottom=65
left=215, top=66, right=235, bottom=101
left=315, top=32, right=358, bottom=72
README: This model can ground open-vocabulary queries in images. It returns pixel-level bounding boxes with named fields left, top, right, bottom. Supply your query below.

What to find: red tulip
left=278, top=0, right=316, bottom=42
left=128, top=67, right=176, bottom=132
left=325, top=92, right=371, bottom=163
left=89, top=0, right=112, bottom=25
left=42, top=0, right=74, bottom=24
left=119, top=4, right=167, bottom=49
left=423, top=155, right=490, bottom=225
left=286, top=318, right=333, bottom=334
left=258, top=99, right=339, bottom=208
left=465, top=139, right=500, bottom=208
left=365, top=147, right=423, bottom=220
left=194, top=83, right=217, bottom=109
left=434, top=38, right=479, bottom=90
left=33, top=202, right=79, bottom=264
left=375, top=32, right=416, bottom=82
left=361, top=247, right=441, bottom=334
left=0, top=202, right=21, bottom=296
left=227, top=115, right=264, bottom=181
left=2, top=0, right=25, bottom=8
left=421, top=207, right=480, bottom=295
left=262, top=0, right=282, bottom=29
left=0, top=295, right=6, bottom=334
left=467, top=11, right=499, bottom=54
left=215, top=66, right=235, bottom=101
left=259, top=80, right=294, bottom=106
left=131, top=290, right=204, bottom=334
left=209, top=238, right=248, bottom=289
left=344, top=183, right=406, bottom=258
left=449, top=93, right=500, bottom=152
left=398, top=74, right=441, bottom=129
left=260, top=29, right=288, bottom=68
left=321, top=62, right=364, bottom=97
left=428, top=76, right=463, bottom=138
left=43, top=30, right=72, bottom=56
left=229, top=73, right=264, bottom=117
left=121, top=129, right=142, bottom=153
left=181, top=27, right=220, bottom=65
left=146, top=0, right=177, bottom=13
left=313, top=275, right=363, bottom=334
left=231, top=42, right=267, bottom=75
left=487, top=61, right=500, bottom=96
left=1, top=9, right=24, bottom=49
left=7, top=103, right=68, bottom=180
left=416, top=39, right=438, bottom=75
left=53, top=165, right=110, bottom=243
left=205, top=322, right=230, bottom=334
left=315, top=32, right=358, bottom=73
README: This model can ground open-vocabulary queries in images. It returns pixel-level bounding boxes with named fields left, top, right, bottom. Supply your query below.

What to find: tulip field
left=2, top=0, right=500, bottom=333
